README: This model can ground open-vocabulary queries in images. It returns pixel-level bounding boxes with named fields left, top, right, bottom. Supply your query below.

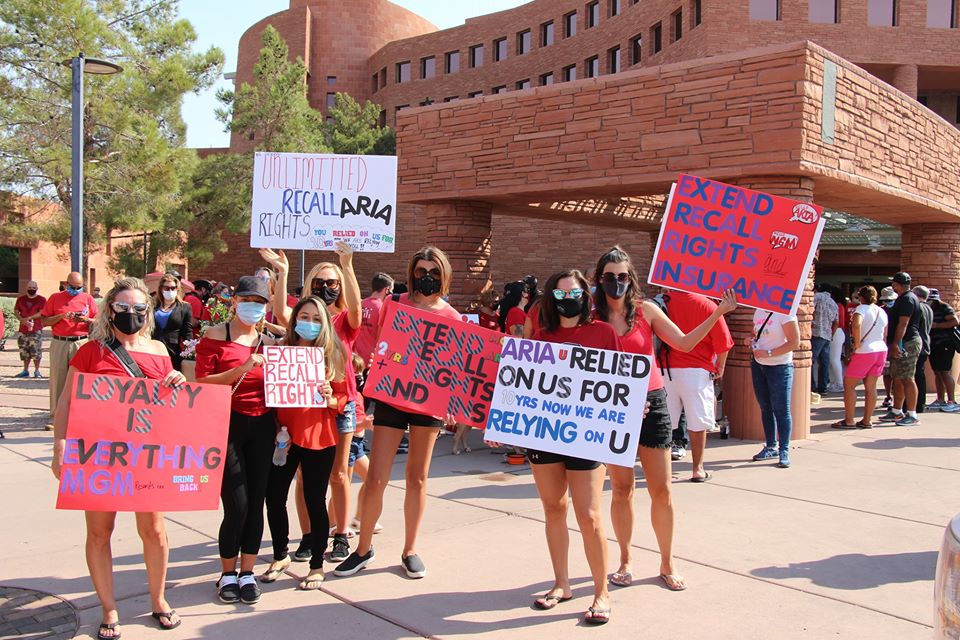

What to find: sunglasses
left=67, top=285, right=83, bottom=291
left=414, top=267, right=442, bottom=279
left=161, top=285, right=178, bottom=292
left=552, top=288, right=584, bottom=300
left=601, top=272, right=630, bottom=284
left=111, top=301, right=149, bottom=315
left=312, top=278, right=340, bottom=289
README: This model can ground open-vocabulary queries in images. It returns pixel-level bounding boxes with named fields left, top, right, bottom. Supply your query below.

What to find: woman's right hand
left=243, top=353, right=266, bottom=372
left=258, top=248, right=289, bottom=274
left=51, top=439, right=65, bottom=480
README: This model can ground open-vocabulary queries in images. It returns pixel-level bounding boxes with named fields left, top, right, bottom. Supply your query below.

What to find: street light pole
left=69, top=55, right=84, bottom=274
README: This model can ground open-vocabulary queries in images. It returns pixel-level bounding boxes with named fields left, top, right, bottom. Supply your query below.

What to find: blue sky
left=179, top=1, right=528, bottom=148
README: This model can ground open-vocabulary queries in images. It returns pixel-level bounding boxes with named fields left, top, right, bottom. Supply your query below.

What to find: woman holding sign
left=50, top=278, right=187, bottom=638
left=195, top=276, right=279, bottom=606
left=593, top=247, right=736, bottom=592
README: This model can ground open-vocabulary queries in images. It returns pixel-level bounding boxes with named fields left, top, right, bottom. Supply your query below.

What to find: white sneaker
left=942, top=402, right=960, bottom=413
left=350, top=518, right=383, bottom=534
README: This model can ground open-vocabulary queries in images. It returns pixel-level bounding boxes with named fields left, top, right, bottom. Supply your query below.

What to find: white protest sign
left=264, top=346, right=327, bottom=408
left=251, top=151, right=397, bottom=253
left=486, top=337, right=651, bottom=467
left=461, top=314, right=480, bottom=325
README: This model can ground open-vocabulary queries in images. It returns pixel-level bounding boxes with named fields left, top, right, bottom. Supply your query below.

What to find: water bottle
left=272, top=427, right=290, bottom=466
left=719, top=416, right=730, bottom=440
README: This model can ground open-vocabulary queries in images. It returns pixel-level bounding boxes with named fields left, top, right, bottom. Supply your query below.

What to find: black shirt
left=889, top=291, right=922, bottom=344
left=918, top=302, right=932, bottom=355
left=930, top=301, right=957, bottom=346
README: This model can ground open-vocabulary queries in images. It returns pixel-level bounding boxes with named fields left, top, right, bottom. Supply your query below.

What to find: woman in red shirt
left=475, top=288, right=500, bottom=332
left=195, top=276, right=278, bottom=606
left=334, top=246, right=459, bottom=580
left=593, top=246, right=736, bottom=592
left=261, top=296, right=350, bottom=590
left=499, top=281, right=528, bottom=336
left=51, top=278, right=187, bottom=638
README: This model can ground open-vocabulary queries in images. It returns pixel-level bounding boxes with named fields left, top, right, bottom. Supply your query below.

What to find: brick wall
left=901, top=223, right=960, bottom=305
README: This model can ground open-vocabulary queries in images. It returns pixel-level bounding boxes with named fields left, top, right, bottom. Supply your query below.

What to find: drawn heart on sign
left=558, top=349, right=568, bottom=361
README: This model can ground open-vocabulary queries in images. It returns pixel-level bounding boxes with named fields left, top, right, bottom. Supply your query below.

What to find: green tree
left=0, top=0, right=224, bottom=274
left=324, top=92, right=396, bottom=155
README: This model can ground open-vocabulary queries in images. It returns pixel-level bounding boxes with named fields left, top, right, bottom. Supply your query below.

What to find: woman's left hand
left=334, top=241, right=354, bottom=267
left=717, top=289, right=738, bottom=315
left=162, top=370, right=187, bottom=387
left=442, top=412, right=457, bottom=427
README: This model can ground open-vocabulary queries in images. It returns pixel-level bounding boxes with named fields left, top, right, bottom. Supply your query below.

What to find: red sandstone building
left=220, top=0, right=960, bottom=438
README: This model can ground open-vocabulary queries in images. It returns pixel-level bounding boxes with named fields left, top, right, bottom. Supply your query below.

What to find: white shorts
left=664, top=368, right=716, bottom=432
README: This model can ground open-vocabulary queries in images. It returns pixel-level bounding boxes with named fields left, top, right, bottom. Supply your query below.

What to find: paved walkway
left=0, top=348, right=954, bottom=639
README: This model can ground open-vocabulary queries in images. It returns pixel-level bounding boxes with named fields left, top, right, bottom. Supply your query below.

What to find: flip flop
left=151, top=610, right=181, bottom=631
left=584, top=606, right=611, bottom=625
left=609, top=570, right=633, bottom=587
left=690, top=472, right=712, bottom=483
left=97, top=622, right=121, bottom=640
left=659, top=574, right=687, bottom=591
left=298, top=572, right=325, bottom=590
left=261, top=557, right=290, bottom=583
left=534, top=593, right=572, bottom=610
left=856, top=421, right=874, bottom=429
left=830, top=420, right=858, bottom=430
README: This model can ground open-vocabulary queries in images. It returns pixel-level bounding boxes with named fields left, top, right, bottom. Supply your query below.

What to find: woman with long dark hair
left=498, top=281, right=528, bottom=336
left=593, top=246, right=736, bottom=592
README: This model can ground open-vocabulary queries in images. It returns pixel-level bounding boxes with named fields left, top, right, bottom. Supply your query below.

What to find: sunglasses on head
left=312, top=278, right=340, bottom=289
left=552, top=288, right=584, bottom=300
left=601, top=272, right=630, bottom=284
left=414, top=267, right=442, bottom=279
left=111, top=301, right=149, bottom=315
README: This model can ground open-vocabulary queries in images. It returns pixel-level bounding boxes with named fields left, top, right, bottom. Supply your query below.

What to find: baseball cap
left=890, top=272, right=911, bottom=285
left=235, top=275, right=271, bottom=301
left=879, top=286, right=897, bottom=302
left=928, top=288, right=941, bottom=302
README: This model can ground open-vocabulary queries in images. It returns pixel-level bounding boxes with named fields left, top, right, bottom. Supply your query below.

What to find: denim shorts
left=336, top=401, right=357, bottom=434
left=348, top=434, right=368, bottom=466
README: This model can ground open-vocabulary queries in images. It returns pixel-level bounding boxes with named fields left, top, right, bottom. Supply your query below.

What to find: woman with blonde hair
left=51, top=278, right=187, bottom=638
left=151, top=273, right=193, bottom=371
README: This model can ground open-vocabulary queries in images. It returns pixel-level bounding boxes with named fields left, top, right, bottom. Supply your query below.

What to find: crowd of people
left=16, top=246, right=953, bottom=637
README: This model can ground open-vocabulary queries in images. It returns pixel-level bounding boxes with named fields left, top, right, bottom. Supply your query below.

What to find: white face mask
left=162, top=290, right=177, bottom=302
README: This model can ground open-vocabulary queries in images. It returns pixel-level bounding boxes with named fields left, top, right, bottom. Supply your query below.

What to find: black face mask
left=414, top=275, right=441, bottom=297
left=602, top=279, right=630, bottom=299
left=312, top=286, right=340, bottom=306
left=491, top=300, right=500, bottom=311
left=112, top=312, right=145, bottom=336
left=556, top=298, right=584, bottom=319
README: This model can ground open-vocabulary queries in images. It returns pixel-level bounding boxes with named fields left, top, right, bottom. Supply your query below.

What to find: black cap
left=235, top=275, right=270, bottom=301
left=890, top=272, right=912, bottom=285
left=193, top=279, right=212, bottom=291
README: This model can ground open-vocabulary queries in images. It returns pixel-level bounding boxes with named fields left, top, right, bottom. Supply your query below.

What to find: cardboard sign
left=364, top=301, right=502, bottom=428
left=486, top=338, right=651, bottom=467
left=264, top=346, right=327, bottom=408
left=649, top=174, right=825, bottom=316
left=57, top=374, right=231, bottom=512
left=251, top=151, right=398, bottom=253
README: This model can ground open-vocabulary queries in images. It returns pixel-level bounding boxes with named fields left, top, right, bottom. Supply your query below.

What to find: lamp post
left=61, top=54, right=123, bottom=274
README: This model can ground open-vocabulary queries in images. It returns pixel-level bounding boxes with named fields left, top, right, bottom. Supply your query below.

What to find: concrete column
left=425, top=201, right=493, bottom=310
left=722, top=177, right=815, bottom=441
left=890, top=64, right=918, bottom=100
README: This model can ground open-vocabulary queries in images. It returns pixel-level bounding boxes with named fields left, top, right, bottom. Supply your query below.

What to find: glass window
left=326, top=93, right=336, bottom=110
left=610, top=0, right=621, bottom=16
left=749, top=0, right=781, bottom=20
left=443, top=96, right=459, bottom=102
left=927, top=0, right=956, bottom=27
left=868, top=0, right=897, bottom=25
left=564, top=11, right=578, bottom=37
left=541, top=21, right=555, bottom=46
left=396, top=61, right=411, bottom=83
left=540, top=72, right=554, bottom=85
left=809, top=0, right=839, bottom=22
left=518, top=30, right=532, bottom=54
left=652, top=22, right=662, bottom=53
left=468, top=90, right=484, bottom=98
left=673, top=9, right=683, bottom=40
left=608, top=46, right=621, bottom=73
left=563, top=64, right=577, bottom=82
left=326, top=76, right=336, bottom=86
left=517, top=79, right=531, bottom=90
left=379, top=67, right=387, bottom=87
left=469, top=44, right=484, bottom=68
left=395, top=104, right=409, bottom=113
left=371, top=73, right=379, bottom=93
left=493, top=85, right=508, bottom=94
left=695, top=0, right=702, bottom=25
left=585, top=56, right=599, bottom=78
left=378, top=110, right=386, bottom=127
left=587, top=1, right=600, bottom=27
left=495, top=37, right=508, bottom=61
left=421, top=56, right=436, bottom=79
left=631, top=34, right=642, bottom=64
left=445, top=50, right=460, bottom=74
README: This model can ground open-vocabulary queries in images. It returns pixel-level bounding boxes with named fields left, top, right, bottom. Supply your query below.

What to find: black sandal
left=97, top=622, right=121, bottom=640
left=152, top=610, right=181, bottom=630
left=830, top=420, right=857, bottom=430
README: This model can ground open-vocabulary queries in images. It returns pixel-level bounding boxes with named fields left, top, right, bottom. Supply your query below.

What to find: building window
left=694, top=0, right=702, bottom=25
left=631, top=34, right=643, bottom=64
left=419, top=98, right=433, bottom=107
left=517, top=79, right=531, bottom=90
left=610, top=0, right=621, bottom=16
left=585, top=56, right=599, bottom=78
left=749, top=0, right=781, bottom=20
left=652, top=22, right=663, bottom=53
left=468, top=90, right=484, bottom=98
left=563, top=64, right=577, bottom=81
left=956, top=95, right=960, bottom=122
left=395, top=104, right=409, bottom=113
left=493, top=85, right=508, bottom=94
left=918, top=94, right=929, bottom=106
left=326, top=92, right=336, bottom=110
left=371, top=73, right=379, bottom=93
left=469, top=44, right=484, bottom=68
left=540, top=72, right=554, bottom=85
left=379, top=67, right=387, bottom=87
left=809, top=0, right=839, bottom=22
left=927, top=0, right=957, bottom=27
left=494, top=37, right=508, bottom=61
left=608, top=46, right=621, bottom=73
left=587, top=1, right=600, bottom=27
left=564, top=11, right=578, bottom=37
left=378, top=110, right=386, bottom=127
left=445, top=50, right=460, bottom=74
left=396, top=61, right=411, bottom=83
left=443, top=96, right=459, bottom=102
left=326, top=76, right=336, bottom=86
left=517, top=29, right=532, bottom=54
left=421, top=56, right=436, bottom=79
left=672, top=8, right=683, bottom=41
left=541, top=21, right=555, bottom=46
left=868, top=0, right=897, bottom=25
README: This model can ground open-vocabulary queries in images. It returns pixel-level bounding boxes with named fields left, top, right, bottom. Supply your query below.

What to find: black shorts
left=375, top=401, right=443, bottom=430
left=638, top=387, right=672, bottom=449
left=930, top=342, right=956, bottom=372
left=527, top=449, right=602, bottom=471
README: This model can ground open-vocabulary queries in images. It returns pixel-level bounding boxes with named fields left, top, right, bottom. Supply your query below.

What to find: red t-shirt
left=276, top=379, right=347, bottom=450
left=655, top=292, right=733, bottom=374
left=393, top=292, right=461, bottom=321
left=185, top=293, right=211, bottom=337
left=70, top=340, right=173, bottom=379
left=478, top=310, right=499, bottom=332
left=533, top=319, right=622, bottom=352
left=334, top=311, right=361, bottom=403
left=195, top=335, right=268, bottom=416
left=42, top=290, right=98, bottom=337
left=354, top=296, right=383, bottom=368
left=836, top=303, right=847, bottom=335
left=617, top=313, right=665, bottom=391
left=15, top=294, right=46, bottom=334
left=504, top=306, right=527, bottom=334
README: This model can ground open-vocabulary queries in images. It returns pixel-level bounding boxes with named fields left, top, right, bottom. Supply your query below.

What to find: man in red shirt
left=13, top=281, right=46, bottom=378
left=354, top=272, right=394, bottom=369
left=41, top=271, right=97, bottom=424
left=656, top=290, right=734, bottom=482
left=184, top=279, right=213, bottom=337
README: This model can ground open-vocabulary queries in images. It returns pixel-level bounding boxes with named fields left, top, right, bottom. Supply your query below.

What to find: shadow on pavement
left=750, top=550, right=938, bottom=589
left=853, top=438, right=960, bottom=450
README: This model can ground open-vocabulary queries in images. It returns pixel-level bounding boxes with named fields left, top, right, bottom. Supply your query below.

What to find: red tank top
left=616, top=313, right=665, bottom=391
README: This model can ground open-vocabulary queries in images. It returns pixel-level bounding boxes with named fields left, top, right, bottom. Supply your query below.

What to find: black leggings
left=266, top=443, right=336, bottom=570
left=219, top=411, right=275, bottom=559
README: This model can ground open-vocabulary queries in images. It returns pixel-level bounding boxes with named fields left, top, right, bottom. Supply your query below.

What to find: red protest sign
left=264, top=346, right=327, bottom=408
left=649, top=174, right=825, bottom=316
left=56, top=374, right=231, bottom=512
left=364, top=301, right=503, bottom=427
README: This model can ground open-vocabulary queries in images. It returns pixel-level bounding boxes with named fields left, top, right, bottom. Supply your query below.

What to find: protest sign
left=649, top=174, right=825, bottom=316
left=250, top=151, right=398, bottom=253
left=364, top=301, right=503, bottom=428
left=264, top=346, right=327, bottom=408
left=57, top=374, right=231, bottom=512
left=461, top=314, right=480, bottom=325
left=486, top=338, right=651, bottom=467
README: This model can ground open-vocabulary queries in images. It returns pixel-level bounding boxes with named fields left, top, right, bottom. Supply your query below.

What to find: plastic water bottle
left=719, top=416, right=730, bottom=440
left=272, top=427, right=290, bottom=466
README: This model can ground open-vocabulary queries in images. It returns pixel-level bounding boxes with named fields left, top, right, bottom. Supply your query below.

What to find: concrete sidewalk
left=0, top=348, right=954, bottom=639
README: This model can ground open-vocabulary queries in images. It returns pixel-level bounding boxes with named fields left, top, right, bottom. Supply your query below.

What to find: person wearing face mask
left=262, top=296, right=350, bottom=590
left=41, top=271, right=98, bottom=426
left=151, top=274, right=193, bottom=371
left=195, top=276, right=279, bottom=606
left=475, top=288, right=500, bottom=331
left=185, top=279, right=213, bottom=338
left=260, top=242, right=362, bottom=567
left=13, top=280, right=46, bottom=378
left=499, top=281, right=528, bottom=336
left=592, top=246, right=737, bottom=593
left=50, top=278, right=187, bottom=638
